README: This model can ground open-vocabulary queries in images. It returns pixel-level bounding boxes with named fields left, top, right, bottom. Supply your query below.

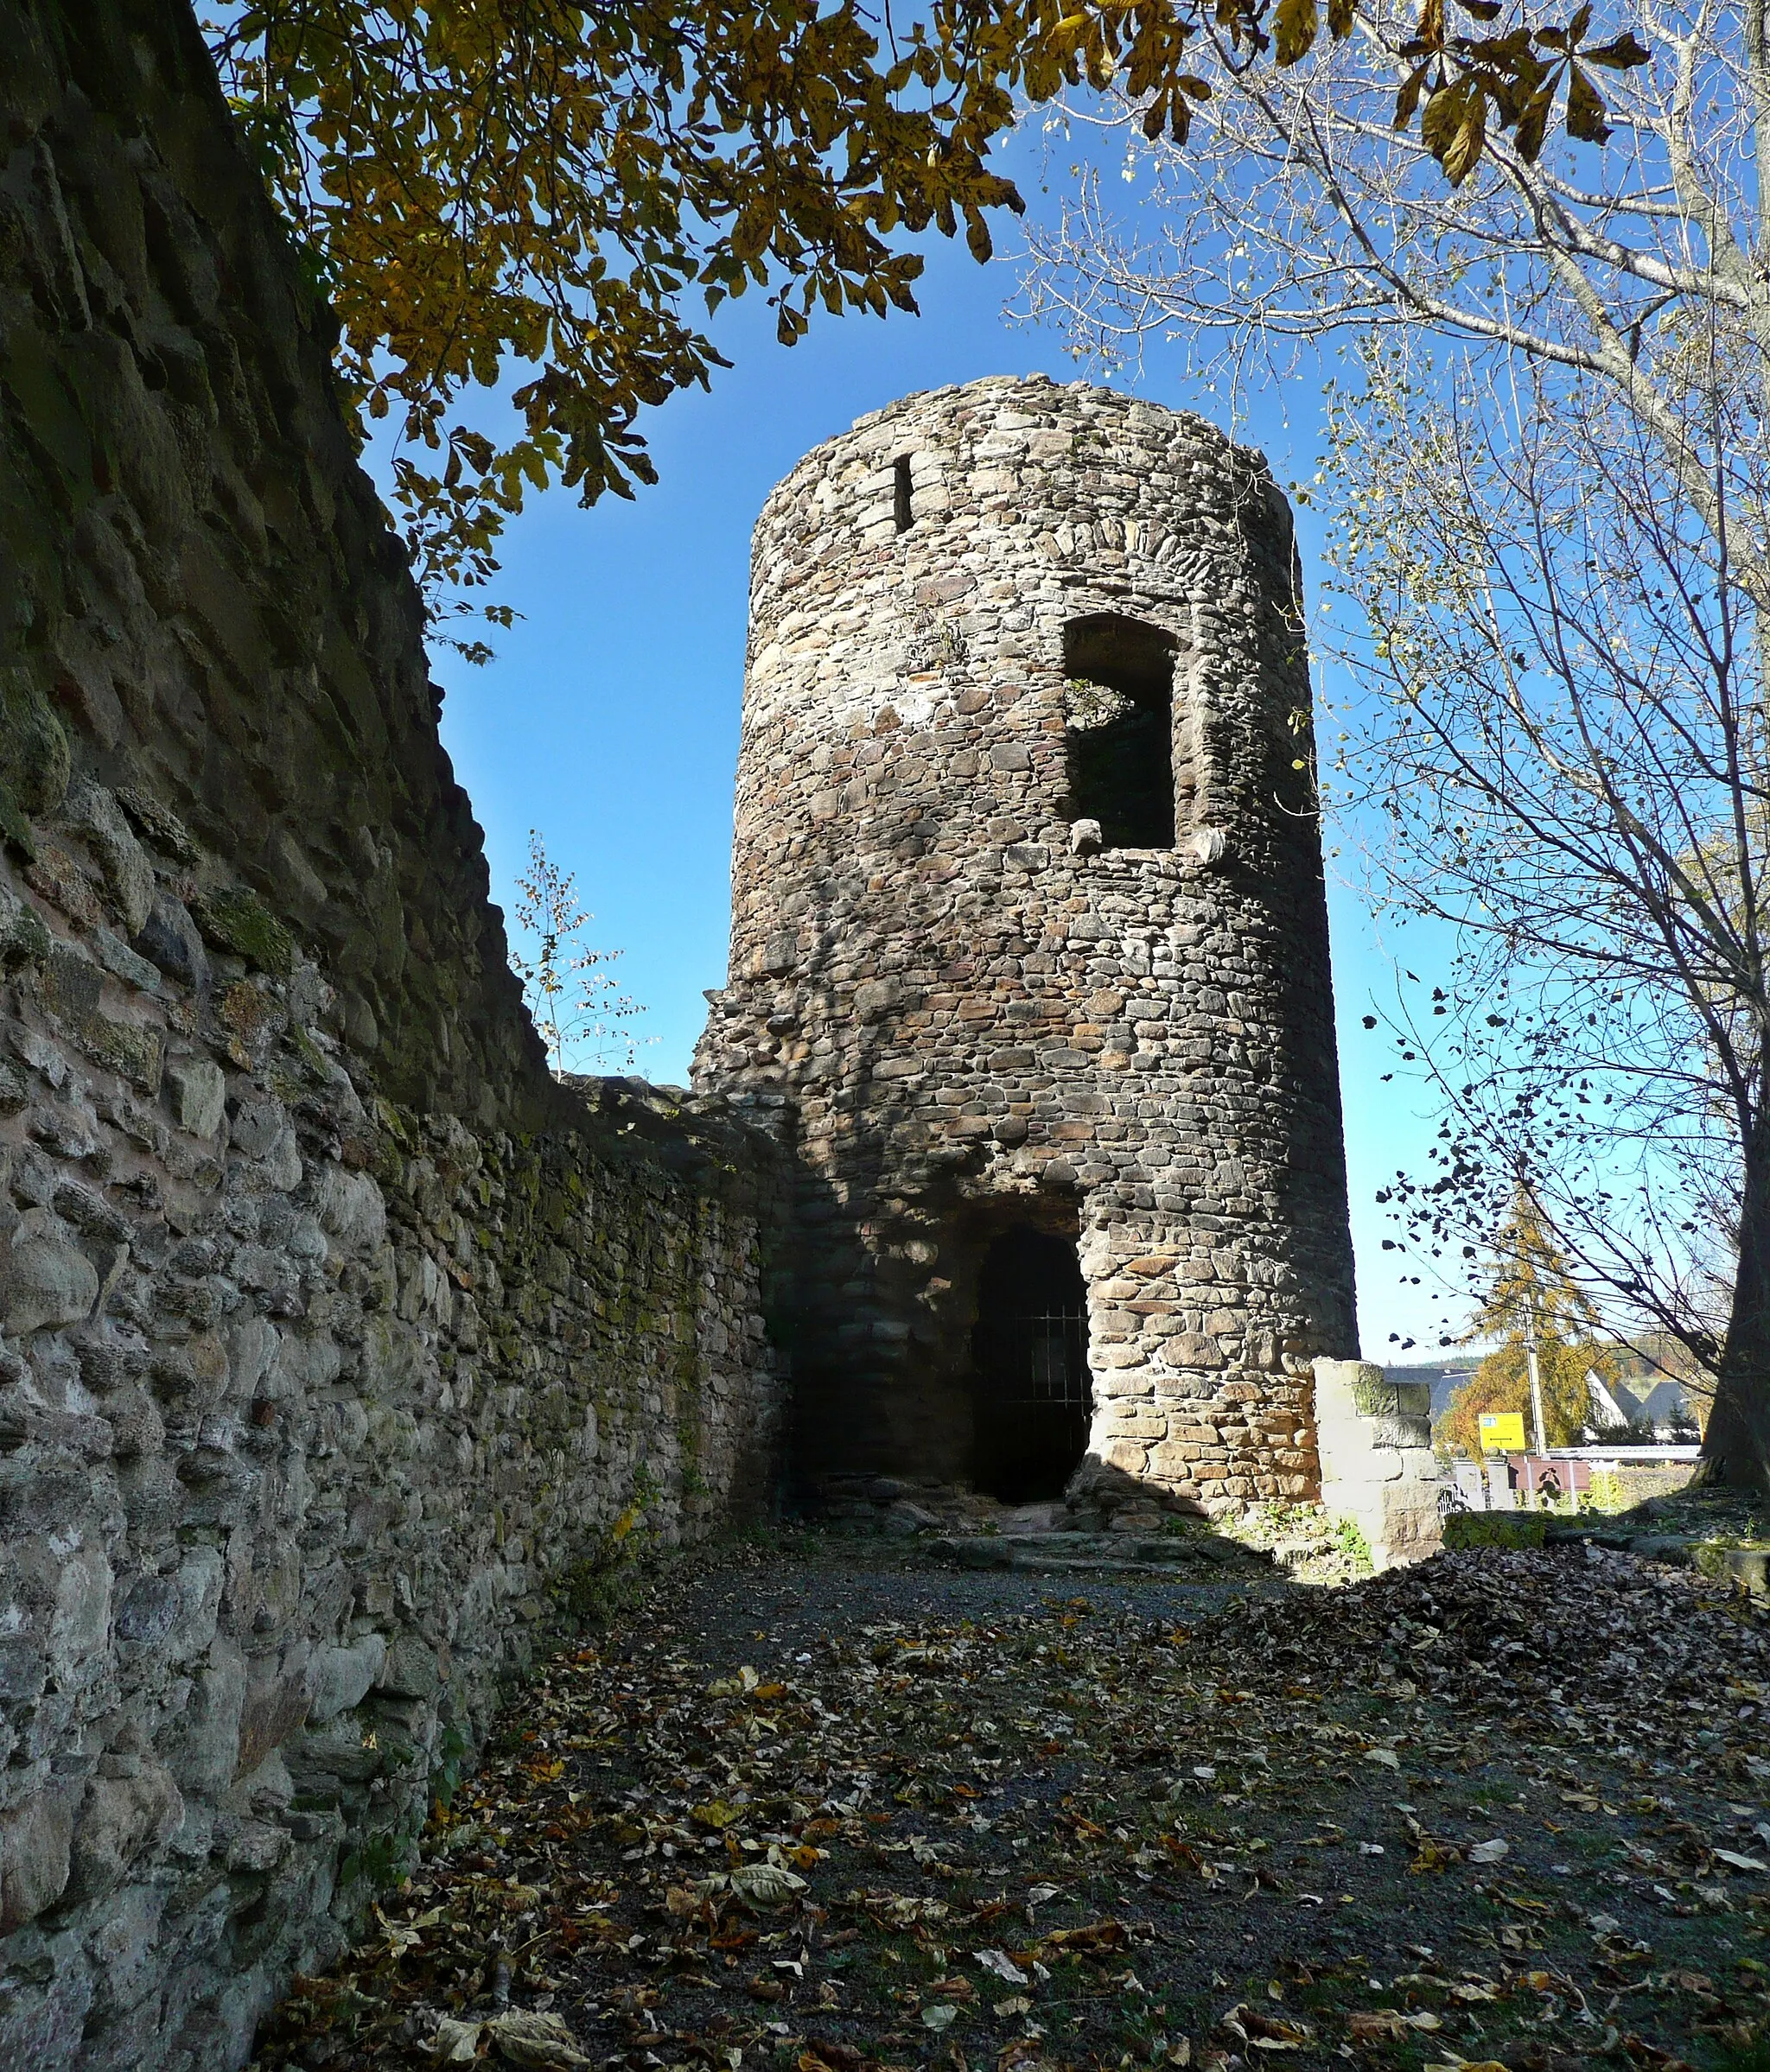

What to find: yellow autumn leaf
left=691, top=1799, right=746, bottom=1830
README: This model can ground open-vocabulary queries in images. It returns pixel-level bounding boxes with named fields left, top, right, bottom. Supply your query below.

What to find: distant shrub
left=1584, top=1469, right=1627, bottom=1515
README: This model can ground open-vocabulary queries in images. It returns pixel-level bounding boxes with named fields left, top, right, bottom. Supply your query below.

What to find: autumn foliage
left=1439, top=1185, right=1621, bottom=1456
left=202, top=0, right=1647, bottom=651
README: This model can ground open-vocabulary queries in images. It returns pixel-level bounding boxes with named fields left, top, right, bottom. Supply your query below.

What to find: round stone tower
left=693, top=374, right=1357, bottom=1515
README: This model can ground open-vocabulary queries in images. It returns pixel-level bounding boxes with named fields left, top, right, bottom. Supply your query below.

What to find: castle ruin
left=0, top=2, right=1370, bottom=2050
left=695, top=378, right=1359, bottom=1515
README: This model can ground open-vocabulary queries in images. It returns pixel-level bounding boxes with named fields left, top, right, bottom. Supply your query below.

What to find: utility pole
left=1524, top=1291, right=1549, bottom=1461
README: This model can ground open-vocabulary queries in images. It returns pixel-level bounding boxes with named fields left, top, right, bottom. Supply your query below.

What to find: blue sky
left=426, top=191, right=1464, bottom=1362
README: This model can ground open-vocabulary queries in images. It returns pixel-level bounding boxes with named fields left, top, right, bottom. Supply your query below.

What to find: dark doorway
left=971, top=1229, right=1092, bottom=1502
left=1063, top=613, right=1181, bottom=849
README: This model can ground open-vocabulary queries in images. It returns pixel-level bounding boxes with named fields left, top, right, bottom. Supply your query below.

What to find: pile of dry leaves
left=251, top=1541, right=1770, bottom=2072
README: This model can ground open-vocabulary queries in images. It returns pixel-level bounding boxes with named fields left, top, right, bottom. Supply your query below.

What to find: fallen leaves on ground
left=253, top=1541, right=1770, bottom=2072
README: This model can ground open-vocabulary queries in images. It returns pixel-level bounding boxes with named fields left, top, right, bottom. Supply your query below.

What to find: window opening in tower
left=894, top=454, right=914, bottom=532
left=1062, top=612, right=1185, bottom=849
left=971, top=1227, right=1092, bottom=1502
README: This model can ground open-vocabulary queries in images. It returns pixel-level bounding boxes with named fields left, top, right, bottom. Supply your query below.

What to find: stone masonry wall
left=0, top=5, right=786, bottom=2067
left=695, top=378, right=1358, bottom=1512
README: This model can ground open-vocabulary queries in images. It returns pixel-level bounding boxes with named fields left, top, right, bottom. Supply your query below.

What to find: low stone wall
left=1313, top=1358, right=1442, bottom=1570
left=0, top=5, right=787, bottom=2065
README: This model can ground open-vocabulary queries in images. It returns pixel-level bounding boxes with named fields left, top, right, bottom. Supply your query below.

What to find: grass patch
left=1442, top=1511, right=1548, bottom=1549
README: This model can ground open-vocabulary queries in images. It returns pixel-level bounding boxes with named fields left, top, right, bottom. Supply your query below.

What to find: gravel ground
left=664, top=1549, right=1277, bottom=1672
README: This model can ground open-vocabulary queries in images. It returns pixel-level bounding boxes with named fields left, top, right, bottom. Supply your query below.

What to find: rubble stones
left=0, top=1783, right=79, bottom=1932
left=695, top=378, right=1357, bottom=1510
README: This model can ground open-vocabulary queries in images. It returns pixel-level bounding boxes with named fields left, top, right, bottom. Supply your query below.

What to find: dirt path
left=252, top=1537, right=1770, bottom=2072
left=660, top=1552, right=1275, bottom=1668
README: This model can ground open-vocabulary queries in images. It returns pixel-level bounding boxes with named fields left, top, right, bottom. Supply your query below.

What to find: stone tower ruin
left=693, top=375, right=1358, bottom=1514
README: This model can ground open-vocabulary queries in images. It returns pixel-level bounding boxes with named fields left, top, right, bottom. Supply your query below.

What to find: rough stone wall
left=695, top=376, right=1357, bottom=1512
left=0, top=4, right=785, bottom=2066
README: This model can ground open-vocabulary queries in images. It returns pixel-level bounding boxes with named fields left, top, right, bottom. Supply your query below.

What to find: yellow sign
left=1479, top=1412, right=1527, bottom=1452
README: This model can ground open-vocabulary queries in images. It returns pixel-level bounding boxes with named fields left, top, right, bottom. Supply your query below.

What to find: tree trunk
left=1703, top=1084, right=1770, bottom=1492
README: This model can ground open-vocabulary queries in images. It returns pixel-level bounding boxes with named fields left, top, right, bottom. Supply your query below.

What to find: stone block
left=168, top=1547, right=226, bottom=1663
left=28, top=944, right=163, bottom=1094
left=238, top=1643, right=315, bottom=1776
left=86, top=2006, right=175, bottom=2072
left=1106, top=1411, right=1168, bottom=1441
left=0, top=1636, right=46, bottom=1708
left=0, top=1780, right=79, bottom=1929
left=133, top=894, right=209, bottom=988
left=0, top=1927, right=92, bottom=2071
left=1095, top=1342, right=1149, bottom=1369
left=166, top=1640, right=246, bottom=1795
left=377, top=1630, right=440, bottom=1700
left=309, top=1635, right=388, bottom=1725
left=48, top=1542, right=112, bottom=1693
left=166, top=1058, right=226, bottom=1140
left=1098, top=1439, right=1149, bottom=1474
left=1147, top=1440, right=1204, bottom=1478
left=1366, top=1412, right=1431, bottom=1451
left=1162, top=1333, right=1227, bottom=1369
left=1345, top=1370, right=1432, bottom=1420
left=67, top=1765, right=182, bottom=1904
left=189, top=886, right=294, bottom=976
left=1091, top=1365, right=1153, bottom=1399
left=0, top=1210, right=98, bottom=1338
left=228, top=1095, right=287, bottom=1158
left=64, top=781, right=153, bottom=935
